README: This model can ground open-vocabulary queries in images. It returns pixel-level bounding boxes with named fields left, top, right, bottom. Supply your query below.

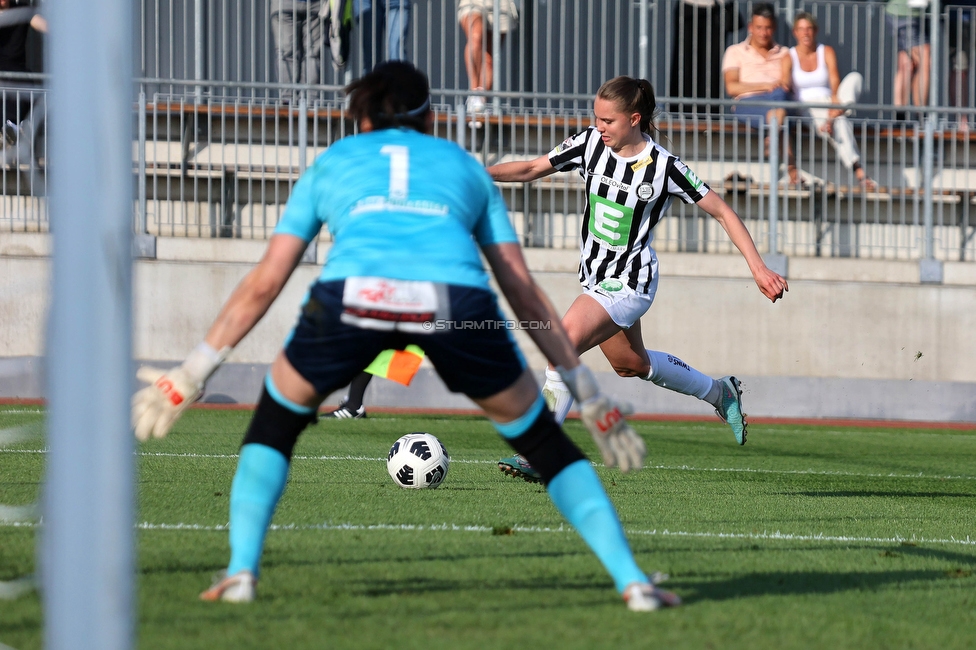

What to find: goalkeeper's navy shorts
left=283, top=278, right=527, bottom=400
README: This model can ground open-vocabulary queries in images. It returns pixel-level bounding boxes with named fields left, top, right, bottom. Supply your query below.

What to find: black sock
left=344, top=372, right=372, bottom=410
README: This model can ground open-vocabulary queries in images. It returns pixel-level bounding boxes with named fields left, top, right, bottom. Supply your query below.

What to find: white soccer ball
left=387, top=432, right=450, bottom=489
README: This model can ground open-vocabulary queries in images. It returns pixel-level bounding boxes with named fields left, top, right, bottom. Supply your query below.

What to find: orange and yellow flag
left=364, top=345, right=425, bottom=386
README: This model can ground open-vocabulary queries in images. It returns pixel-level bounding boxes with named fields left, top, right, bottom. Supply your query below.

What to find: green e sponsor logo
left=588, top=194, right=633, bottom=248
left=683, top=168, right=703, bottom=191
left=599, top=279, right=623, bottom=292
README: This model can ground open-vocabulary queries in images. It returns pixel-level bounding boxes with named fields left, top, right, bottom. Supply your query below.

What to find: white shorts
left=583, top=275, right=658, bottom=329
left=457, top=0, right=519, bottom=34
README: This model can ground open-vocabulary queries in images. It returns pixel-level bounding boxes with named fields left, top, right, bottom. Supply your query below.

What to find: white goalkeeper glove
left=132, top=343, right=230, bottom=442
left=557, top=364, right=646, bottom=473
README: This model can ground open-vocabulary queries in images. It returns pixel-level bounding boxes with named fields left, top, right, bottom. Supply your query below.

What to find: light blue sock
left=547, top=459, right=647, bottom=593
left=227, top=443, right=289, bottom=577
left=490, top=392, right=545, bottom=439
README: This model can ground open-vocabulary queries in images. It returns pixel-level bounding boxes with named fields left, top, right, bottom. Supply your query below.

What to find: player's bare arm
left=487, top=155, right=557, bottom=183
left=697, top=191, right=789, bottom=303
left=132, top=233, right=307, bottom=441
left=202, top=234, right=308, bottom=351
left=482, top=242, right=579, bottom=371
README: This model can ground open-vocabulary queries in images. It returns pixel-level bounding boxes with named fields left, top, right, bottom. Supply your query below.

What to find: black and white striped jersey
left=548, top=127, right=710, bottom=294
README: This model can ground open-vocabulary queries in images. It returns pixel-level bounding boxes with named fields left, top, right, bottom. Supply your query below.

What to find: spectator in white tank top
left=781, top=12, right=876, bottom=190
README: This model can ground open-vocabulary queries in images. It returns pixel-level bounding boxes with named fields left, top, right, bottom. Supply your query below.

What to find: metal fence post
left=639, top=0, right=649, bottom=81
left=137, top=91, right=147, bottom=234
left=492, top=0, right=501, bottom=113
left=922, top=112, right=936, bottom=256
left=457, top=101, right=467, bottom=150
left=194, top=0, right=205, bottom=105
left=132, top=91, right=155, bottom=258
left=298, top=95, right=308, bottom=174
left=764, top=115, right=789, bottom=277
left=921, top=0, right=944, bottom=283
left=769, top=116, right=779, bottom=255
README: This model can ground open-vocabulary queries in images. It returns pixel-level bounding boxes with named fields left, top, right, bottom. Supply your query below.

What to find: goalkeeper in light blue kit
left=132, top=61, right=680, bottom=612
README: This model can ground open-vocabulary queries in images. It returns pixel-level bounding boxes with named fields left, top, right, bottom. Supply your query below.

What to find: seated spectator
left=721, top=2, right=798, bottom=183
left=782, top=12, right=876, bottom=189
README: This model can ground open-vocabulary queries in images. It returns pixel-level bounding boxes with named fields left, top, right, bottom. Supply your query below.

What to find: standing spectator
left=670, top=0, right=741, bottom=115
left=270, top=0, right=324, bottom=102
left=886, top=0, right=931, bottom=118
left=721, top=2, right=798, bottom=182
left=458, top=0, right=518, bottom=119
left=782, top=12, right=876, bottom=189
left=355, top=0, right=411, bottom=75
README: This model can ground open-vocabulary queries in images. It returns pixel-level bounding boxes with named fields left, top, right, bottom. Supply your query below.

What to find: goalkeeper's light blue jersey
left=274, top=128, right=518, bottom=291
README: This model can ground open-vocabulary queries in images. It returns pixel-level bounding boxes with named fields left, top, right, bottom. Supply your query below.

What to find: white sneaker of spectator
left=466, top=90, right=486, bottom=128
left=466, top=90, right=486, bottom=115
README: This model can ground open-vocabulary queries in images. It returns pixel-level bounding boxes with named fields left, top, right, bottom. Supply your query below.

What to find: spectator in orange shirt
left=721, top=2, right=799, bottom=183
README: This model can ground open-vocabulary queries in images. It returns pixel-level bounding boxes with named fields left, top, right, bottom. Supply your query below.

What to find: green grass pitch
left=2, top=405, right=976, bottom=649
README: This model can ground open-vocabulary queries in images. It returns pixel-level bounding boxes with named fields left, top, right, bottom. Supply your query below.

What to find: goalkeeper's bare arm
left=131, top=235, right=306, bottom=441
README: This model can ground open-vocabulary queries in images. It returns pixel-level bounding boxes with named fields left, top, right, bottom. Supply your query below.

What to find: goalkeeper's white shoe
left=199, top=570, right=256, bottom=603
left=622, top=581, right=682, bottom=612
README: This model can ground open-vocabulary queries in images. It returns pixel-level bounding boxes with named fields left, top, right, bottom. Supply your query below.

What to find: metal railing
left=4, top=0, right=975, bottom=113
left=0, top=74, right=47, bottom=229
left=2, top=81, right=974, bottom=263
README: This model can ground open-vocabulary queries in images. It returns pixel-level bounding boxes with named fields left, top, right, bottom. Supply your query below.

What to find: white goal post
left=42, top=1, right=136, bottom=649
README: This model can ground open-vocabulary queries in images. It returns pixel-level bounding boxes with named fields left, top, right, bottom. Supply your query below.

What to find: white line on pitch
left=4, top=448, right=976, bottom=482
left=643, top=464, right=976, bottom=481
left=4, top=519, right=973, bottom=547
left=0, top=428, right=38, bottom=447
left=0, top=576, right=35, bottom=601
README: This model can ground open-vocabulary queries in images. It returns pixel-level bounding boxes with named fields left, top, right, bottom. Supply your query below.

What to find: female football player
left=489, top=76, right=788, bottom=482
left=132, top=62, right=680, bottom=611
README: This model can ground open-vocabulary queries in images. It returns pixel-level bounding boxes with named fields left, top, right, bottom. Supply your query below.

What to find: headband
left=394, top=96, right=431, bottom=119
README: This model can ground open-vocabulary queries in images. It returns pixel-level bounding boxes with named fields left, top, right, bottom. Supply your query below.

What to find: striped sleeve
left=548, top=128, right=592, bottom=172
left=666, top=157, right=711, bottom=204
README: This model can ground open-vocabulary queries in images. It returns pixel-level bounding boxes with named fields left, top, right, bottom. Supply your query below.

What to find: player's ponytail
left=597, top=76, right=657, bottom=134
left=346, top=60, right=432, bottom=133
